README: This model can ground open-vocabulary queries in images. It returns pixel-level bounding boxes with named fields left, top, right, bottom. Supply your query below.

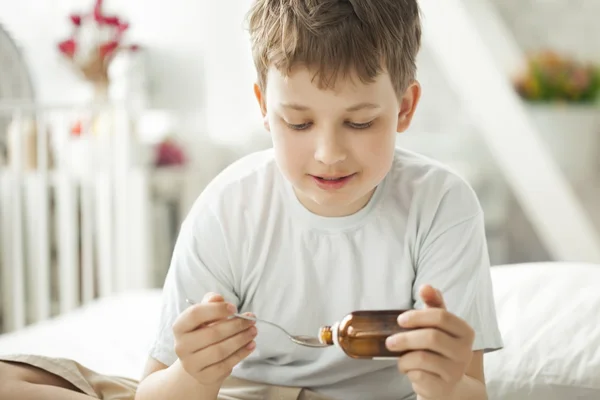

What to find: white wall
left=493, top=0, right=600, bottom=63
left=0, top=0, right=262, bottom=145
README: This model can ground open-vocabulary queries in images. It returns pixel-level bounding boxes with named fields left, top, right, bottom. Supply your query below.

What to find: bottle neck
left=318, top=325, right=334, bottom=345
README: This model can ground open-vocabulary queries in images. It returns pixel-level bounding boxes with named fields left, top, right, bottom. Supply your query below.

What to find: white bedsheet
left=0, top=289, right=163, bottom=380
left=1, top=262, right=599, bottom=399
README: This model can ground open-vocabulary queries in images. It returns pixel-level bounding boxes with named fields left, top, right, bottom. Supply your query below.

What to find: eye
left=286, top=122, right=312, bottom=131
left=347, top=120, right=374, bottom=130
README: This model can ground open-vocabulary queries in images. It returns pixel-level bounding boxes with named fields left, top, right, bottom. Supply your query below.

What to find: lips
left=318, top=176, right=350, bottom=181
left=310, top=173, right=356, bottom=189
left=313, top=173, right=355, bottom=180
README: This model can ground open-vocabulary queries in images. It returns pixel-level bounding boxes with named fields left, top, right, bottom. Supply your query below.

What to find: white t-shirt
left=149, top=147, right=503, bottom=400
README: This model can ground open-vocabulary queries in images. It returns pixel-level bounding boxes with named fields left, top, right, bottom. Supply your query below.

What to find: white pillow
left=485, top=262, right=600, bottom=400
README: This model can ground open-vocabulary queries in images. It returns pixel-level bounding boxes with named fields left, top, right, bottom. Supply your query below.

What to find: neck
left=297, top=188, right=376, bottom=217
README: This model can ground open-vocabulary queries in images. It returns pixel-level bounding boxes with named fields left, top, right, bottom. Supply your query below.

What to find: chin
left=311, top=192, right=359, bottom=209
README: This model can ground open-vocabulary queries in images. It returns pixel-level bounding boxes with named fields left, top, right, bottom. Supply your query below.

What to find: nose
left=314, top=132, right=347, bottom=165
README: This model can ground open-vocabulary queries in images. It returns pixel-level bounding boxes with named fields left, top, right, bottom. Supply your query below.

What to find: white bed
left=1, top=262, right=599, bottom=399
left=0, top=288, right=162, bottom=380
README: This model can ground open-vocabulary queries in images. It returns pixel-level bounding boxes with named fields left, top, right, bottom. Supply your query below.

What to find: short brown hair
left=247, top=0, right=421, bottom=96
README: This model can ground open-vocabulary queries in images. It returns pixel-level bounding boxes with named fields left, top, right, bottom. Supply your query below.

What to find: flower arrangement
left=155, top=138, right=186, bottom=167
left=514, top=51, right=600, bottom=104
left=57, top=0, right=138, bottom=94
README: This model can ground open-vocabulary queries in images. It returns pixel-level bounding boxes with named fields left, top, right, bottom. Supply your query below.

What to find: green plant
left=514, top=51, right=600, bottom=104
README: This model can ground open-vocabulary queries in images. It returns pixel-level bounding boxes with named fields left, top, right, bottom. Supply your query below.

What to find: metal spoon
left=185, top=298, right=329, bottom=348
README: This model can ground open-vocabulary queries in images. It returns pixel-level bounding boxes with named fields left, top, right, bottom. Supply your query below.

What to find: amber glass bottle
left=318, top=310, right=411, bottom=359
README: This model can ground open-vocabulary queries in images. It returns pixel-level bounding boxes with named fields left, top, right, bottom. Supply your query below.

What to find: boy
left=0, top=0, right=502, bottom=399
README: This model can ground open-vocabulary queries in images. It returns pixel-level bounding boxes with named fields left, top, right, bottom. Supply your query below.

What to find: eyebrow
left=280, top=102, right=381, bottom=112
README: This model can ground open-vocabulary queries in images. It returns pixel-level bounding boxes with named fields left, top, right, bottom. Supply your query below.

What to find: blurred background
left=0, top=0, right=599, bottom=333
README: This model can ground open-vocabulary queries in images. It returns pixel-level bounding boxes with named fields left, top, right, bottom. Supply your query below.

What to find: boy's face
left=254, top=66, right=420, bottom=217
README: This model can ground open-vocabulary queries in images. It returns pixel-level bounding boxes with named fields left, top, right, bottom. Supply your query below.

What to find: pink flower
left=93, top=0, right=103, bottom=18
left=102, top=16, right=121, bottom=26
left=57, top=0, right=139, bottom=73
left=99, top=40, right=119, bottom=59
left=155, top=140, right=186, bottom=167
left=93, top=7, right=102, bottom=22
left=58, top=39, right=77, bottom=58
left=71, top=121, right=83, bottom=137
left=70, top=14, right=82, bottom=26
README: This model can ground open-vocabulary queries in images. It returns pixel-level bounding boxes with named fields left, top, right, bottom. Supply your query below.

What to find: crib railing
left=0, top=102, right=154, bottom=333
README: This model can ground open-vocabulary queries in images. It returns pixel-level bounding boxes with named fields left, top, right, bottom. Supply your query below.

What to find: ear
left=396, top=81, right=421, bottom=133
left=254, top=83, right=270, bottom=132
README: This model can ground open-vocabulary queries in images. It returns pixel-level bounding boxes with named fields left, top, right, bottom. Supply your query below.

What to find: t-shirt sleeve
left=412, top=181, right=503, bottom=353
left=148, top=205, right=239, bottom=366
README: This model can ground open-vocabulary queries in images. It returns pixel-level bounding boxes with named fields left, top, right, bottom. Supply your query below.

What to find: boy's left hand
left=385, top=285, right=475, bottom=399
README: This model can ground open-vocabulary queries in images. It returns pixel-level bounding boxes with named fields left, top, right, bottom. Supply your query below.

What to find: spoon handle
left=186, top=299, right=292, bottom=338
left=232, top=313, right=256, bottom=322
left=232, top=314, right=293, bottom=337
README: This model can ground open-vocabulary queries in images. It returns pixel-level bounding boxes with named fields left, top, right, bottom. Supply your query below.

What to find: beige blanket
left=0, top=354, right=331, bottom=400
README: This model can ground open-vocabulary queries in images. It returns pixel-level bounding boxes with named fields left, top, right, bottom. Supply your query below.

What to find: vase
left=93, top=82, right=109, bottom=103
left=526, top=104, right=600, bottom=185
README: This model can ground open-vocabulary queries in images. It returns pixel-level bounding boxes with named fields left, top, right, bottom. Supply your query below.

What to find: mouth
left=310, top=173, right=357, bottom=189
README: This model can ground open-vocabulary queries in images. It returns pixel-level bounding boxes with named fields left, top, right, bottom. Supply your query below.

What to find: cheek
left=271, top=127, right=309, bottom=176
left=352, top=128, right=396, bottom=167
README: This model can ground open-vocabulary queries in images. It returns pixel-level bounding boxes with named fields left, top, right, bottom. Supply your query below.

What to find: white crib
left=0, top=101, right=157, bottom=334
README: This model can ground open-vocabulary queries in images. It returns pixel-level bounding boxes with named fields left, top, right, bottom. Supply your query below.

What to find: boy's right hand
left=173, top=292, right=257, bottom=386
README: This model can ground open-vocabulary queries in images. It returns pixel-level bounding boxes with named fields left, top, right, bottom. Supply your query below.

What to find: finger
left=203, top=292, right=225, bottom=303
left=385, top=328, right=465, bottom=361
left=182, top=315, right=256, bottom=352
left=195, top=325, right=258, bottom=371
left=396, top=308, right=474, bottom=340
left=196, top=338, right=257, bottom=382
left=173, top=302, right=236, bottom=334
left=419, top=285, right=446, bottom=309
left=406, top=369, right=449, bottom=399
left=397, top=350, right=463, bottom=384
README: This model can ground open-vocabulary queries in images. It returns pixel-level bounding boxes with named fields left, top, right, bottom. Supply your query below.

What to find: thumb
left=419, top=285, right=446, bottom=309
left=202, top=292, right=224, bottom=304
